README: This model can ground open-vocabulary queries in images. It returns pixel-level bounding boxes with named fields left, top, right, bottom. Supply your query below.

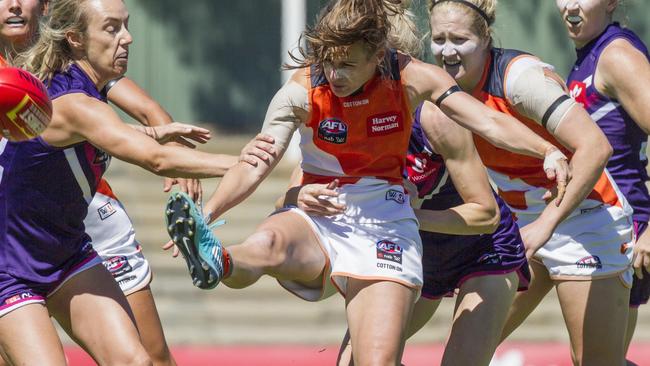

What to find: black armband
left=435, top=85, right=461, bottom=107
left=105, top=76, right=125, bottom=94
left=541, top=95, right=571, bottom=128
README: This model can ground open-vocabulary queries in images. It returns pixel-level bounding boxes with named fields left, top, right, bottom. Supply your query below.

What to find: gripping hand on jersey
left=287, top=179, right=346, bottom=216
left=520, top=218, right=555, bottom=259
left=542, top=147, right=571, bottom=206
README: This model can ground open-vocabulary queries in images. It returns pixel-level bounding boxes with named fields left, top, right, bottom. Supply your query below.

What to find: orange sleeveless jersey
left=471, top=48, right=624, bottom=213
left=302, top=50, right=412, bottom=186
left=0, top=54, right=7, bottom=67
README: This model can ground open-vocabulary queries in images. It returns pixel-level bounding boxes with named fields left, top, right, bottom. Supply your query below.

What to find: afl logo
left=376, top=240, right=403, bottom=264
left=318, top=118, right=348, bottom=144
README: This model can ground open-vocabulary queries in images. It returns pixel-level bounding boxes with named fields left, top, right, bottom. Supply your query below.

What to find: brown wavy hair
left=288, top=0, right=406, bottom=69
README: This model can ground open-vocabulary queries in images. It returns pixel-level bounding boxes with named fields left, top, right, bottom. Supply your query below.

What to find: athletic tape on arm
left=506, top=58, right=576, bottom=133
left=260, top=80, right=309, bottom=154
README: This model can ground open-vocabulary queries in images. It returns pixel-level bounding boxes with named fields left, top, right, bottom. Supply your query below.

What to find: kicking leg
left=223, top=211, right=326, bottom=289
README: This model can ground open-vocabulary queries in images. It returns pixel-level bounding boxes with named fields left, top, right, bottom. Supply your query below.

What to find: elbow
left=137, top=100, right=172, bottom=126
left=588, top=133, right=612, bottom=169
left=601, top=139, right=613, bottom=162
left=145, top=149, right=172, bottom=176
left=481, top=206, right=500, bottom=234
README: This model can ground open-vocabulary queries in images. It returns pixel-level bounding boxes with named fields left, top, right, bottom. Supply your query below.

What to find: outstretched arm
left=44, top=94, right=237, bottom=178
left=202, top=72, right=309, bottom=220
left=107, top=77, right=204, bottom=199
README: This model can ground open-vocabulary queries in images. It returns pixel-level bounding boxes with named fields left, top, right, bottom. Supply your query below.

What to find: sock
left=222, top=247, right=232, bottom=278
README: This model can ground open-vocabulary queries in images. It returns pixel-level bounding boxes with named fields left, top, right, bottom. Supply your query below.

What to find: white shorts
left=85, top=188, right=152, bottom=296
left=519, top=203, right=634, bottom=286
left=277, top=179, right=423, bottom=301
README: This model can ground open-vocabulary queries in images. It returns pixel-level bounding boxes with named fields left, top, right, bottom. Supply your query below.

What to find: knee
left=107, top=348, right=152, bottom=366
left=145, top=343, right=174, bottom=366
left=244, top=229, right=287, bottom=269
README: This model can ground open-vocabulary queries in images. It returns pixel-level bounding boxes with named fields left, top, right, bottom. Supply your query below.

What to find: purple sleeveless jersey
left=567, top=23, right=650, bottom=223
left=406, top=105, right=529, bottom=299
left=0, top=63, right=109, bottom=287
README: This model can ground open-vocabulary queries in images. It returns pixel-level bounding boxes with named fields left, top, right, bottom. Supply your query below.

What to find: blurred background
left=77, top=0, right=650, bottom=365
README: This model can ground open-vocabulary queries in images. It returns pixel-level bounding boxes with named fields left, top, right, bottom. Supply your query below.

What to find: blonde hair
left=428, top=0, right=497, bottom=44
left=14, top=0, right=90, bottom=82
left=289, top=0, right=406, bottom=69
left=387, top=6, right=423, bottom=58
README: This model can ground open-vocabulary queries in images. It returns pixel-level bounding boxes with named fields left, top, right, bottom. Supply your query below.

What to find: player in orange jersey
left=424, top=1, right=633, bottom=364
left=164, top=1, right=575, bottom=364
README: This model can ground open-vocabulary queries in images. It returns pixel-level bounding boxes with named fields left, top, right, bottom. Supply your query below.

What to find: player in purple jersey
left=556, top=0, right=650, bottom=362
left=1, top=1, right=270, bottom=365
left=0, top=0, right=270, bottom=364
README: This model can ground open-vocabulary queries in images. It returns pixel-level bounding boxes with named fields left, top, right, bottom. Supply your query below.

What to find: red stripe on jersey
left=96, top=178, right=118, bottom=200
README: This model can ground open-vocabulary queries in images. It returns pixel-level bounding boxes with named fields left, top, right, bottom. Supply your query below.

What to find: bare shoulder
left=52, top=93, right=107, bottom=121
left=401, top=57, right=441, bottom=83
left=599, top=38, right=649, bottom=85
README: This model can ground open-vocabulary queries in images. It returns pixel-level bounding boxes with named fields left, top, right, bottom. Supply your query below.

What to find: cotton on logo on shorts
left=576, top=255, right=602, bottom=269
left=118, top=275, right=137, bottom=287
left=98, top=201, right=117, bottom=220
left=376, top=240, right=403, bottom=264
left=385, top=189, right=405, bottom=204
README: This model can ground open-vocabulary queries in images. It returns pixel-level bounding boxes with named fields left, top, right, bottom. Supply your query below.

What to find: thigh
left=48, top=264, right=148, bottom=365
left=443, top=272, right=518, bottom=366
left=405, top=297, right=441, bottom=339
left=127, top=287, right=175, bottom=365
left=500, top=259, right=554, bottom=342
left=0, top=303, right=67, bottom=366
left=556, top=277, right=629, bottom=366
left=345, top=278, right=417, bottom=366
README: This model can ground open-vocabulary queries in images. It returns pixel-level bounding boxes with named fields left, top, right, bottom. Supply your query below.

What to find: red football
left=0, top=67, right=52, bottom=141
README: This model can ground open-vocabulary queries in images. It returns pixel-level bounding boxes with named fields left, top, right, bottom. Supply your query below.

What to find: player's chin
left=112, top=62, right=128, bottom=76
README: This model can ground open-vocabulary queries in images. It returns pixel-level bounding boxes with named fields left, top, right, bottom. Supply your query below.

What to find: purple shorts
left=420, top=224, right=530, bottom=300
left=630, top=221, right=650, bottom=308
left=0, top=247, right=101, bottom=317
